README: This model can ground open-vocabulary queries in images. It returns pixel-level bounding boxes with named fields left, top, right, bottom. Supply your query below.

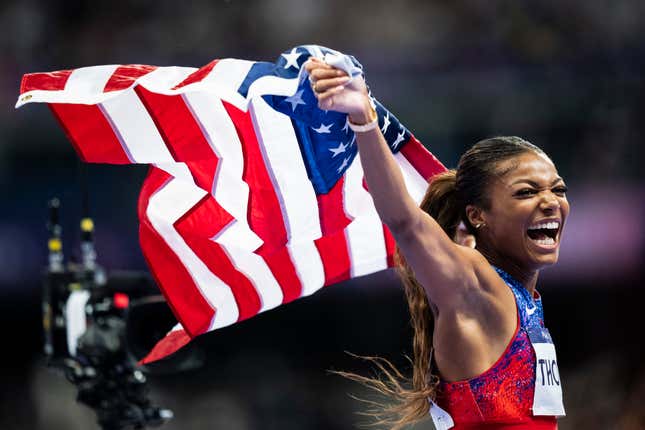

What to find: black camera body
left=43, top=198, right=172, bottom=430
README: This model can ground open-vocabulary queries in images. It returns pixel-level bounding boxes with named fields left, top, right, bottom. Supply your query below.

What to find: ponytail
left=335, top=170, right=460, bottom=429
left=418, top=169, right=460, bottom=238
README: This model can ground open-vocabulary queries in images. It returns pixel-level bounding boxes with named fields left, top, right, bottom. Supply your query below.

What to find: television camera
left=42, top=196, right=176, bottom=430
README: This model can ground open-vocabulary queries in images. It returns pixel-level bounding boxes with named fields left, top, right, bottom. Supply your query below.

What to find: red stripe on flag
left=317, top=176, right=351, bottom=236
left=383, top=225, right=396, bottom=267
left=222, top=102, right=288, bottom=253
left=20, top=70, right=73, bottom=94
left=134, top=86, right=215, bottom=162
left=315, top=175, right=353, bottom=286
left=314, top=230, right=351, bottom=286
left=400, top=135, right=447, bottom=180
left=138, top=167, right=215, bottom=337
left=103, top=65, right=157, bottom=92
left=140, top=328, right=191, bottom=365
left=49, top=103, right=131, bottom=164
left=222, top=101, right=303, bottom=302
left=184, top=159, right=217, bottom=194
left=261, top=248, right=302, bottom=304
left=173, top=60, right=220, bottom=89
left=174, top=195, right=262, bottom=321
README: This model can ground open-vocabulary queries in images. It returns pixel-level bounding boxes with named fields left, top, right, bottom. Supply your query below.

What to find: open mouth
left=527, top=220, right=560, bottom=247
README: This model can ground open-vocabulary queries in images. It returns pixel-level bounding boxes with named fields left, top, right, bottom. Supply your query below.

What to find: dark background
left=1, top=1, right=643, bottom=429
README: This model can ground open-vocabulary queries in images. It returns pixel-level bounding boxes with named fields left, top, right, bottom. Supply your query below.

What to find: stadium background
left=1, top=1, right=643, bottom=428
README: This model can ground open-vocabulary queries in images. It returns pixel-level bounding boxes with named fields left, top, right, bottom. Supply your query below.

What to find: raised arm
left=305, top=58, right=484, bottom=309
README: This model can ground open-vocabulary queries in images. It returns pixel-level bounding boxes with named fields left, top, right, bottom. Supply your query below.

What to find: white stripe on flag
left=64, top=65, right=119, bottom=98
left=205, top=59, right=256, bottom=90
left=287, top=241, right=325, bottom=297
left=249, top=98, right=322, bottom=241
left=343, top=155, right=388, bottom=277
left=146, top=176, right=239, bottom=331
left=246, top=76, right=299, bottom=102
left=213, top=221, right=284, bottom=315
left=154, top=162, right=196, bottom=186
left=304, top=45, right=325, bottom=58
left=182, top=92, right=262, bottom=251
left=136, top=66, right=199, bottom=92
left=182, top=92, right=283, bottom=313
left=249, top=97, right=325, bottom=295
left=394, top=152, right=428, bottom=205
left=100, top=89, right=175, bottom=163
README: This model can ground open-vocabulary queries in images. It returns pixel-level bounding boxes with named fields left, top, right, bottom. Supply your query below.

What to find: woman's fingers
left=313, top=76, right=350, bottom=94
left=310, top=67, right=347, bottom=81
left=316, top=84, right=345, bottom=110
left=303, top=57, right=362, bottom=112
left=304, top=59, right=348, bottom=80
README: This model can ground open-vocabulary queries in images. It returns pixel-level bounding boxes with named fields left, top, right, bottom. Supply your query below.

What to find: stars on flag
left=337, top=156, right=351, bottom=173
left=392, top=129, right=406, bottom=149
left=312, top=123, right=332, bottom=134
left=381, top=112, right=391, bottom=134
left=281, top=48, right=302, bottom=70
left=328, top=141, right=348, bottom=157
left=284, top=89, right=306, bottom=111
left=342, top=116, right=350, bottom=133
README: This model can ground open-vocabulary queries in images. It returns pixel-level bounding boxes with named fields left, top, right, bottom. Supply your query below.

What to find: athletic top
left=433, top=267, right=560, bottom=429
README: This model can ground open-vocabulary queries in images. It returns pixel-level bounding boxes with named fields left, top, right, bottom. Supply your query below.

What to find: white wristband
left=348, top=113, right=379, bottom=133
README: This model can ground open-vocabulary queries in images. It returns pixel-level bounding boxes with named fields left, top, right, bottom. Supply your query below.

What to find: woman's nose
left=540, top=192, right=560, bottom=211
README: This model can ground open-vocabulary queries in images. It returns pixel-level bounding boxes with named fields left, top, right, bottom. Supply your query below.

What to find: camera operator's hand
left=304, top=57, right=376, bottom=125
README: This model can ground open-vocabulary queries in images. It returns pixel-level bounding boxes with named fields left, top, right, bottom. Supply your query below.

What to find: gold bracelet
left=348, top=108, right=378, bottom=133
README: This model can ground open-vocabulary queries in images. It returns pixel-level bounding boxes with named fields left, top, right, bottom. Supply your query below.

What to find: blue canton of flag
left=237, top=45, right=411, bottom=194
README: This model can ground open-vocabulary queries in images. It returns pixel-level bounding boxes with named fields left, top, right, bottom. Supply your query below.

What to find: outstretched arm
left=304, top=58, right=483, bottom=308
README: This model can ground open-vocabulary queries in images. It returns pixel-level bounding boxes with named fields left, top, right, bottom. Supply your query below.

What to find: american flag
left=17, top=45, right=446, bottom=363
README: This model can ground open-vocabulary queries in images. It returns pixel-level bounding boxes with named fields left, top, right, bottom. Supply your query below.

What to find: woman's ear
left=465, top=204, right=486, bottom=230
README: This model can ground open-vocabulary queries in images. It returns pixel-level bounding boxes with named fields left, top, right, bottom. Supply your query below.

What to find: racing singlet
left=430, top=267, right=565, bottom=429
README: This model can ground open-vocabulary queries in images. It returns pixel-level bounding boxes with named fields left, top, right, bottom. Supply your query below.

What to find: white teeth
left=534, top=237, right=556, bottom=246
left=528, top=221, right=560, bottom=230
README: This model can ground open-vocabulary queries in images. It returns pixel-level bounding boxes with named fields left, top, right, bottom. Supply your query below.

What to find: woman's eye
left=515, top=189, right=537, bottom=197
left=553, top=186, right=568, bottom=195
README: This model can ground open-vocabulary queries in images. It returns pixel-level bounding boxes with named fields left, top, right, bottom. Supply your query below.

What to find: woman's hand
left=303, top=57, right=375, bottom=124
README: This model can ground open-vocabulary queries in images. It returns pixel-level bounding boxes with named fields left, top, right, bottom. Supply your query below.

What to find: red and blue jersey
left=435, top=267, right=559, bottom=429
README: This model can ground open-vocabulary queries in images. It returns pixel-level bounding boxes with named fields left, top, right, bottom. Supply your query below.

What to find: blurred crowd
left=1, top=1, right=643, bottom=429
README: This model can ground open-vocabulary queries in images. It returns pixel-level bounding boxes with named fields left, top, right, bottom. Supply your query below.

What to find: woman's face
left=475, top=151, right=570, bottom=272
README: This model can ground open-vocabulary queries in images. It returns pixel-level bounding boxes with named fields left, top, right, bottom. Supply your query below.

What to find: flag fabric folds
left=17, top=45, right=446, bottom=363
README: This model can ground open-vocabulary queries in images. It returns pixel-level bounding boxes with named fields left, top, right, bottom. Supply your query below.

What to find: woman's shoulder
left=432, top=252, right=519, bottom=382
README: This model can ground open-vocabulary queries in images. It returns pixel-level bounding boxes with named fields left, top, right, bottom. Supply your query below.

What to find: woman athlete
left=304, top=57, right=569, bottom=429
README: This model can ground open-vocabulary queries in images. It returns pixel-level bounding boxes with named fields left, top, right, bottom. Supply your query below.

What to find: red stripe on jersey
left=222, top=101, right=303, bottom=302
left=103, top=65, right=157, bottom=92
left=400, top=135, right=447, bottom=180
left=138, top=167, right=214, bottom=337
left=134, top=87, right=215, bottom=162
left=174, top=194, right=262, bottom=322
left=174, top=60, right=220, bottom=89
left=49, top=103, right=131, bottom=164
left=20, top=70, right=73, bottom=94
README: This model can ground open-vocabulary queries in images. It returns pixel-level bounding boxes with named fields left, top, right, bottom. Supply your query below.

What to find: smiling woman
left=305, top=57, right=569, bottom=429
left=471, top=149, right=570, bottom=282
